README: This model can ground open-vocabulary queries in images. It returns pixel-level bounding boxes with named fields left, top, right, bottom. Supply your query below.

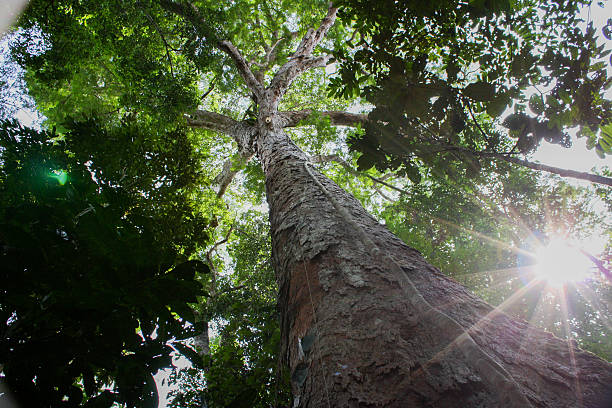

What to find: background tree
left=169, top=213, right=291, bottom=408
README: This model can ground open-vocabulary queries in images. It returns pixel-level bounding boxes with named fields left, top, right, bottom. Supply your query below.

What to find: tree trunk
left=258, top=126, right=612, bottom=407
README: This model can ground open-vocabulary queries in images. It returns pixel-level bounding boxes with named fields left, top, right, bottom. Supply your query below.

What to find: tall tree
left=4, top=0, right=612, bottom=407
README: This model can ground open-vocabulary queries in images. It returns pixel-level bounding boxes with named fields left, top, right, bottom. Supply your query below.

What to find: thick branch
left=159, top=1, right=263, bottom=97
left=302, top=53, right=334, bottom=70
left=294, top=6, right=338, bottom=57
left=279, top=110, right=367, bottom=127
left=186, top=110, right=256, bottom=195
left=408, top=120, right=612, bottom=187
left=218, top=40, right=264, bottom=98
left=266, top=5, right=338, bottom=107
left=267, top=55, right=332, bottom=104
left=455, top=104, right=612, bottom=186
left=186, top=110, right=239, bottom=134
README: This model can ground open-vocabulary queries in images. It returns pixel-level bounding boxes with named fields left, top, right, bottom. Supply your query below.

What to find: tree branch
left=279, top=110, right=367, bottom=127
left=266, top=35, right=286, bottom=65
left=206, top=226, right=234, bottom=261
left=267, top=55, right=333, bottom=104
left=186, top=112, right=258, bottom=193
left=373, top=186, right=394, bottom=202
left=490, top=154, right=612, bottom=186
left=159, top=0, right=206, bottom=30
left=218, top=40, right=264, bottom=98
left=294, top=6, right=338, bottom=57
left=159, top=1, right=264, bottom=97
left=311, top=154, right=411, bottom=195
left=435, top=140, right=612, bottom=187
left=200, top=80, right=216, bottom=100
left=303, top=53, right=334, bottom=70
left=214, top=151, right=255, bottom=197
left=142, top=10, right=175, bottom=77
left=409, top=118, right=612, bottom=187
left=186, top=109, right=239, bottom=133
left=266, top=5, right=338, bottom=107
left=580, top=249, right=612, bottom=282
left=250, top=31, right=282, bottom=82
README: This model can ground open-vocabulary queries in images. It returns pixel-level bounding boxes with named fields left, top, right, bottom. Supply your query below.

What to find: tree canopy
left=1, top=0, right=611, bottom=407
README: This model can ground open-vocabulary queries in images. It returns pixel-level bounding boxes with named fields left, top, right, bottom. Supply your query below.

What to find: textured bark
left=193, top=319, right=210, bottom=358
left=218, top=40, right=265, bottom=99
left=186, top=110, right=239, bottom=134
left=257, top=124, right=612, bottom=408
left=186, top=112, right=257, bottom=196
left=265, top=7, right=337, bottom=110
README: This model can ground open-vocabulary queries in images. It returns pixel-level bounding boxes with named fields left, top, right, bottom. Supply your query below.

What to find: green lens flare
left=50, top=170, right=68, bottom=185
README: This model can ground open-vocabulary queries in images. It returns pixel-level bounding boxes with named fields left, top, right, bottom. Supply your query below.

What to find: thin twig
left=200, top=80, right=216, bottom=101
left=142, top=10, right=175, bottom=77
left=312, top=154, right=412, bottom=195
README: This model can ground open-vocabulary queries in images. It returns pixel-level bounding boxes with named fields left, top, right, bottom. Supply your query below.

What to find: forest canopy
left=1, top=0, right=611, bottom=407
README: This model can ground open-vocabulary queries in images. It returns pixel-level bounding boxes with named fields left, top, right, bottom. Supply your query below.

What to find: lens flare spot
left=50, top=170, right=68, bottom=185
left=534, top=238, right=592, bottom=287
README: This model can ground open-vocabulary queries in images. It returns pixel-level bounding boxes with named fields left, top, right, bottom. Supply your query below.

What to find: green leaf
left=171, top=260, right=210, bottom=281
left=356, top=153, right=376, bottom=171
left=83, top=391, right=116, bottom=408
left=463, top=81, right=496, bottom=101
left=173, top=342, right=204, bottom=369
left=502, top=113, right=529, bottom=131
left=558, top=89, right=571, bottom=104
left=599, top=138, right=612, bottom=153
left=486, top=94, right=509, bottom=117
left=528, top=94, right=544, bottom=115
left=601, top=123, right=612, bottom=140
left=404, top=162, right=422, bottom=184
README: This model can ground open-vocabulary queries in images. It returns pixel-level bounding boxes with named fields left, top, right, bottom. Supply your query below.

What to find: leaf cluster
left=11, top=0, right=225, bottom=128
left=168, top=214, right=290, bottom=408
left=334, top=0, right=612, bottom=178
left=0, top=120, right=211, bottom=407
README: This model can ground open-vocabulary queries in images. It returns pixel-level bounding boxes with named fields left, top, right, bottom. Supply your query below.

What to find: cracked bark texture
left=257, top=125, right=612, bottom=407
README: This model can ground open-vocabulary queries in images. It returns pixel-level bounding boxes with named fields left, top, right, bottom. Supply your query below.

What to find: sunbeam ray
left=559, top=286, right=584, bottom=407
left=409, top=278, right=543, bottom=380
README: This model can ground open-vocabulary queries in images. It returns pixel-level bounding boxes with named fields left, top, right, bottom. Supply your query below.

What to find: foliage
left=168, top=214, right=290, bottom=408
left=334, top=0, right=612, bottom=178
left=0, top=120, right=210, bottom=407
left=11, top=0, right=221, bottom=129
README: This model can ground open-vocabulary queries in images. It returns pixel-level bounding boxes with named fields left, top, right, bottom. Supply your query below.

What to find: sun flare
left=533, top=238, right=593, bottom=287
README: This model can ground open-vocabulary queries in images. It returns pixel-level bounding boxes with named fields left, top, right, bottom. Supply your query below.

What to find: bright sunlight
left=533, top=238, right=593, bottom=288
